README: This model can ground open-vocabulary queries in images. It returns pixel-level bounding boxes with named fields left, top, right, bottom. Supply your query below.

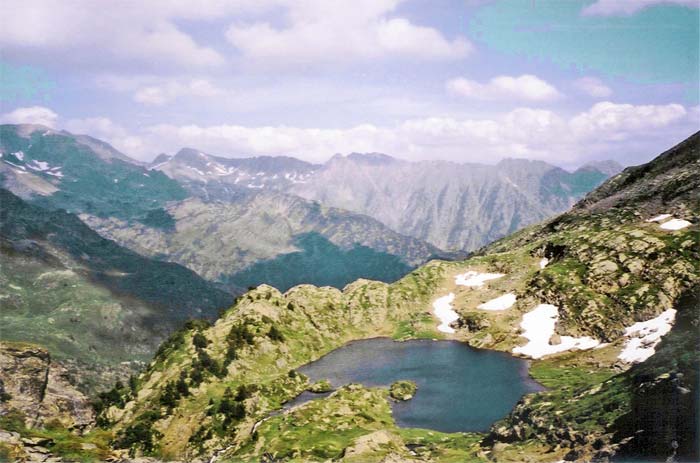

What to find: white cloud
left=3, top=102, right=693, bottom=167
left=63, top=117, right=146, bottom=155
left=573, top=77, right=613, bottom=98
left=134, top=102, right=693, bottom=165
left=0, top=1, right=234, bottom=69
left=582, top=0, right=698, bottom=16
left=1, top=1, right=471, bottom=71
left=0, top=106, right=58, bottom=127
left=226, top=1, right=472, bottom=66
left=447, top=75, right=562, bottom=102
left=133, top=79, right=224, bottom=106
left=570, top=102, right=687, bottom=140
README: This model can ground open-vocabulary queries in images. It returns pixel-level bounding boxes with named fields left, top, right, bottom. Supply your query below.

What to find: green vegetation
left=389, top=380, right=417, bottom=401
left=0, top=410, right=113, bottom=462
left=0, top=189, right=233, bottom=388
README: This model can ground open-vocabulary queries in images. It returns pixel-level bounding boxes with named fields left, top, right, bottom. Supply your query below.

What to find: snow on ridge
left=618, top=309, right=676, bottom=363
left=12, top=151, right=24, bottom=161
left=513, top=304, right=600, bottom=359
left=455, top=271, right=504, bottom=287
left=3, top=160, right=26, bottom=170
left=660, top=219, right=691, bottom=231
left=478, top=293, right=517, bottom=311
left=433, top=293, right=458, bottom=333
left=647, top=213, right=672, bottom=223
left=27, top=160, right=50, bottom=171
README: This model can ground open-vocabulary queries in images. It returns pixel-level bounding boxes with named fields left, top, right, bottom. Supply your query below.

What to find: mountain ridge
left=82, top=132, right=697, bottom=462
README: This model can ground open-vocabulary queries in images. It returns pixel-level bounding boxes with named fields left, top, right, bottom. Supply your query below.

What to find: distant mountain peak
left=150, top=153, right=172, bottom=168
left=326, top=152, right=397, bottom=165
left=173, top=147, right=208, bottom=162
left=578, top=160, right=624, bottom=177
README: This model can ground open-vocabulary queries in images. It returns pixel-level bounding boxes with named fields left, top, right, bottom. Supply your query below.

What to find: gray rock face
left=151, top=148, right=319, bottom=200
left=288, top=155, right=621, bottom=250
left=151, top=149, right=620, bottom=252
left=83, top=192, right=454, bottom=288
left=0, top=342, right=94, bottom=430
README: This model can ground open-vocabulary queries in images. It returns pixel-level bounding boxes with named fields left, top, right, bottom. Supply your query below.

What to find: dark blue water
left=295, top=338, right=544, bottom=433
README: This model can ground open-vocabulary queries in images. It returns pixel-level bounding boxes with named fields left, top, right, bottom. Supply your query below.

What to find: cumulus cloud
left=63, top=117, right=147, bottom=155
left=0, top=0, right=237, bottom=69
left=3, top=102, right=694, bottom=167
left=0, top=106, right=58, bottom=127
left=134, top=102, right=693, bottom=165
left=1, top=0, right=471, bottom=71
left=226, top=1, right=472, bottom=66
left=446, top=75, right=562, bottom=102
left=133, top=79, right=224, bottom=105
left=582, top=0, right=698, bottom=16
left=569, top=102, right=687, bottom=140
left=573, top=77, right=613, bottom=98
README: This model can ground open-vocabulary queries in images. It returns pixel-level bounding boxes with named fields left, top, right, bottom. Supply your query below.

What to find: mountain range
left=150, top=146, right=622, bottom=250
left=0, top=127, right=697, bottom=462
left=3, top=131, right=688, bottom=463
left=0, top=123, right=619, bottom=295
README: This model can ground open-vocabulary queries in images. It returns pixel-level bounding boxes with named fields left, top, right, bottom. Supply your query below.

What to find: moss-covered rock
left=389, top=380, right=417, bottom=401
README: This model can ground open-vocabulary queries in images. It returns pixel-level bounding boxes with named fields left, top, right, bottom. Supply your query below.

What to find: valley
left=1, top=3, right=697, bottom=462
left=2, top=130, right=700, bottom=462
left=1, top=132, right=692, bottom=462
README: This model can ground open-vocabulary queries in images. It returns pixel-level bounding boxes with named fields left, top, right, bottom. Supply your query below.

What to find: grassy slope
left=0, top=189, right=233, bottom=389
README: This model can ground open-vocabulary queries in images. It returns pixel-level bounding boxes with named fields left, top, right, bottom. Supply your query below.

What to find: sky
left=0, top=0, right=698, bottom=168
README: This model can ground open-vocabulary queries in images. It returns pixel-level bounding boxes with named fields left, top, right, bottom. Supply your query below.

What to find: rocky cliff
left=0, top=342, right=94, bottom=430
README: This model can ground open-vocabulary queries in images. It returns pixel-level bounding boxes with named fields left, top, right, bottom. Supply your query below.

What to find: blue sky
left=0, top=0, right=698, bottom=167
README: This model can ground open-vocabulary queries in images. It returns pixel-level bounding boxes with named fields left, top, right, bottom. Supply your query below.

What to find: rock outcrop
left=0, top=342, right=94, bottom=430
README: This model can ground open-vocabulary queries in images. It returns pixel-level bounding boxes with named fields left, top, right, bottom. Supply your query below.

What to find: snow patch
left=455, top=271, right=504, bottom=288
left=12, top=151, right=24, bottom=161
left=539, top=258, right=549, bottom=269
left=647, top=213, right=672, bottom=223
left=478, top=293, right=517, bottom=311
left=618, top=309, right=676, bottom=363
left=513, top=304, right=600, bottom=359
left=433, top=293, right=458, bottom=333
left=27, top=160, right=50, bottom=171
left=660, top=219, right=691, bottom=231
left=187, top=166, right=206, bottom=176
left=45, top=169, right=64, bottom=178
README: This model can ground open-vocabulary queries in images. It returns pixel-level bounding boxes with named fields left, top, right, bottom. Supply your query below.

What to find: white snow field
left=646, top=213, right=692, bottom=230
left=512, top=304, right=600, bottom=359
left=647, top=213, right=672, bottom=222
left=455, top=271, right=504, bottom=288
left=659, top=219, right=691, bottom=230
left=433, top=293, right=458, bottom=334
left=478, top=293, right=517, bottom=311
left=618, top=309, right=676, bottom=363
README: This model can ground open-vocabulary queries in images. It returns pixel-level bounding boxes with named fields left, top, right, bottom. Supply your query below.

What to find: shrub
left=268, top=325, right=285, bottom=342
left=192, top=332, right=209, bottom=349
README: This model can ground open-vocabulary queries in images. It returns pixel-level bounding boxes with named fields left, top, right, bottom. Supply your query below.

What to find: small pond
left=294, top=337, right=544, bottom=433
